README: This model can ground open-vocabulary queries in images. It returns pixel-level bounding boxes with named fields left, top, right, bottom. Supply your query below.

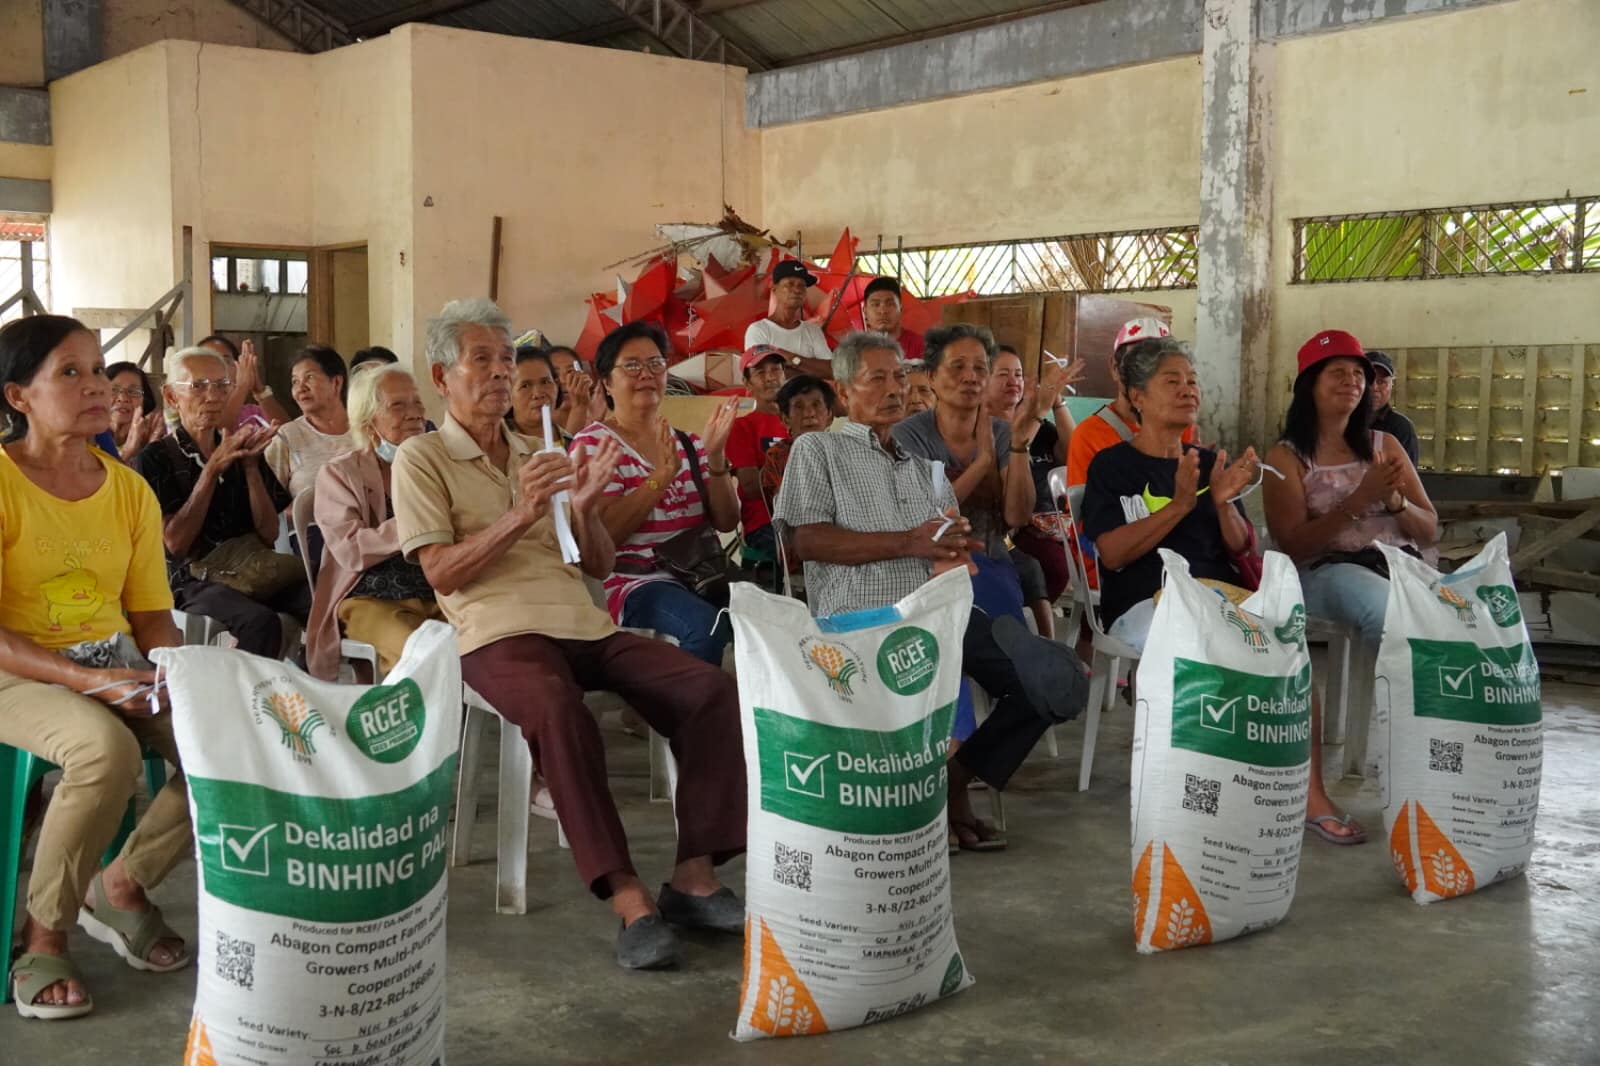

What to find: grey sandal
left=10, top=952, right=94, bottom=1020
left=77, top=873, right=191, bottom=973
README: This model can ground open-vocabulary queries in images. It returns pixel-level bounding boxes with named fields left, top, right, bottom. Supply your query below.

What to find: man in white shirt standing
left=743, top=259, right=833, bottom=378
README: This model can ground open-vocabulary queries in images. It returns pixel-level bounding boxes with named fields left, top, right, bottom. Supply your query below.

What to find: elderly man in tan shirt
left=391, top=298, right=746, bottom=971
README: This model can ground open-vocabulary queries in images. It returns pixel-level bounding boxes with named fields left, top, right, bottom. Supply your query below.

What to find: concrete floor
left=7, top=683, right=1599, bottom=1065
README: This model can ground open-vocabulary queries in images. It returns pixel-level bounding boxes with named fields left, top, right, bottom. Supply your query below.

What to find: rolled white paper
left=542, top=404, right=582, bottom=565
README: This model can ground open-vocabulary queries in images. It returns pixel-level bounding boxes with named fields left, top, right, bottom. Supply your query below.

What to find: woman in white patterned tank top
left=1263, top=330, right=1439, bottom=845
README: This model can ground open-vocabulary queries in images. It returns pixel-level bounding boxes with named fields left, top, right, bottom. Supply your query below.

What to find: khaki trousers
left=337, top=596, right=448, bottom=677
left=0, top=668, right=192, bottom=931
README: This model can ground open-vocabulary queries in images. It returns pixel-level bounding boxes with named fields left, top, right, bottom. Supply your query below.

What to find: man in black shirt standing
left=1366, top=350, right=1421, bottom=467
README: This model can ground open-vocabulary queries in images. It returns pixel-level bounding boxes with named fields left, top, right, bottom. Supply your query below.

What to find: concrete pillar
left=43, top=0, right=103, bottom=82
left=1196, top=0, right=1275, bottom=451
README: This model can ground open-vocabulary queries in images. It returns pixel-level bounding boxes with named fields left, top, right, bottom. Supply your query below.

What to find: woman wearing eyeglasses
left=103, top=361, right=166, bottom=460
left=569, top=322, right=741, bottom=665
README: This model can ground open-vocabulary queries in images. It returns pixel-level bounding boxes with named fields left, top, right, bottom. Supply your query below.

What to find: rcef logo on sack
left=1475, top=585, right=1521, bottom=627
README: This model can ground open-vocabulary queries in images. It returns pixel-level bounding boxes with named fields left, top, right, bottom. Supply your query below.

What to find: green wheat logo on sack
left=1435, top=583, right=1478, bottom=628
left=1274, top=604, right=1307, bottom=648
left=799, top=637, right=865, bottom=699
left=252, top=679, right=326, bottom=762
left=1220, top=602, right=1269, bottom=654
left=1475, top=585, right=1521, bottom=627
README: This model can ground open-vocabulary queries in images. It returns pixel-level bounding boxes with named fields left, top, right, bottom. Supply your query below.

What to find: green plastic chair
left=1, top=743, right=166, bottom=1005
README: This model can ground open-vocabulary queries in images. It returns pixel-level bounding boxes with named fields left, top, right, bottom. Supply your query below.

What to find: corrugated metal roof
left=312, top=0, right=1097, bottom=69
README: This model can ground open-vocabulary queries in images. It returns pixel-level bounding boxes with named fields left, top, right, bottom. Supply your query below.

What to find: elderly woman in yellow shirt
left=0, top=315, right=193, bottom=1020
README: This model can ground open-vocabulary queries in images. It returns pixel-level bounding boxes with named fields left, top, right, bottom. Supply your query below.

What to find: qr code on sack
left=773, top=841, right=813, bottom=892
left=1182, top=773, right=1222, bottom=817
left=1430, top=737, right=1465, bottom=774
left=215, top=930, right=255, bottom=991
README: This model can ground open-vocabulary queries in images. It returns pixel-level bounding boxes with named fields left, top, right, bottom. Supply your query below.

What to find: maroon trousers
left=461, top=630, right=747, bottom=898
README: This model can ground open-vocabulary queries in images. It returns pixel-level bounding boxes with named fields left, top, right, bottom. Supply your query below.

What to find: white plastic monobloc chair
left=289, top=487, right=380, bottom=682
left=1046, top=466, right=1141, bottom=791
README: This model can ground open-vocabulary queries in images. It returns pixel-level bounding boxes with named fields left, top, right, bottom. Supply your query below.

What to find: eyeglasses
left=110, top=386, right=144, bottom=399
left=615, top=357, right=668, bottom=377
left=172, top=379, right=235, bottom=394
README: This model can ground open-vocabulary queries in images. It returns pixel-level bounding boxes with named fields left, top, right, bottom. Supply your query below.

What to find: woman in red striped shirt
left=570, top=322, right=741, bottom=665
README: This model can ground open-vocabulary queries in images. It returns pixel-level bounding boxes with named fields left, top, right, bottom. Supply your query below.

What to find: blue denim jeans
left=619, top=578, right=732, bottom=666
left=1301, top=562, right=1390, bottom=648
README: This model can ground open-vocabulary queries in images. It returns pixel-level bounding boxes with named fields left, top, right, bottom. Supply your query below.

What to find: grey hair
left=1118, top=337, right=1194, bottom=396
left=832, top=330, right=902, bottom=384
left=922, top=323, right=997, bottom=372
left=346, top=364, right=414, bottom=450
left=167, top=345, right=228, bottom=383
left=424, top=298, right=512, bottom=368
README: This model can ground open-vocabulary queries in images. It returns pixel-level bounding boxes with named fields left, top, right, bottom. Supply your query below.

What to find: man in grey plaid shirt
left=774, top=331, right=1089, bottom=851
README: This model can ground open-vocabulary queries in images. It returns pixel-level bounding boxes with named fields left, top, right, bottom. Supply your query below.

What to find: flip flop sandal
left=951, top=817, right=1008, bottom=853
left=1305, top=813, right=1369, bottom=846
left=10, top=952, right=94, bottom=1020
left=78, top=873, right=191, bottom=974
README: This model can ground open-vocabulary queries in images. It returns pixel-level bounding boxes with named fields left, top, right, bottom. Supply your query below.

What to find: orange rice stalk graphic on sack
left=261, top=689, right=326, bottom=757
left=807, top=643, right=859, bottom=697
left=1435, top=584, right=1478, bottom=627
left=1221, top=603, right=1269, bottom=652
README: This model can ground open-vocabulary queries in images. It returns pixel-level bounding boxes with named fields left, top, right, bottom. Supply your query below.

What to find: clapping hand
left=1351, top=448, right=1406, bottom=512
left=700, top=397, right=741, bottom=461
left=570, top=437, right=621, bottom=514
left=120, top=408, right=167, bottom=459
left=1172, top=448, right=1202, bottom=512
left=1210, top=446, right=1259, bottom=504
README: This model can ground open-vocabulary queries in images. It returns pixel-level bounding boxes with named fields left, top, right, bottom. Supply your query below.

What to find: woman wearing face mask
left=306, top=366, right=443, bottom=681
left=507, top=347, right=572, bottom=447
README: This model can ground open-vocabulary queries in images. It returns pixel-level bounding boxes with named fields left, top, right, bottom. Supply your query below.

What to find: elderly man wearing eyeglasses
left=132, top=347, right=310, bottom=657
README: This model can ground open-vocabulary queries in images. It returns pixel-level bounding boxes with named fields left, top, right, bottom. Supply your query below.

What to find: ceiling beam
left=348, top=0, right=496, bottom=37
left=602, top=0, right=770, bottom=69
left=688, top=0, right=769, bottom=13
left=553, top=17, right=637, bottom=44
left=225, top=0, right=353, bottom=51
left=775, top=0, right=1101, bottom=67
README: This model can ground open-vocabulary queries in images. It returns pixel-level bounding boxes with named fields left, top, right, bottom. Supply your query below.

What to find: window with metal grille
left=1292, top=197, right=1598, bottom=283
left=815, top=226, right=1199, bottom=298
left=0, top=215, right=49, bottom=327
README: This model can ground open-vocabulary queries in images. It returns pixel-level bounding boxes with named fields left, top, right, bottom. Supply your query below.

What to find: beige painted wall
left=0, top=142, right=51, bottom=181
left=0, top=2, right=45, bottom=87
left=47, top=45, right=176, bottom=363
left=406, top=24, right=761, bottom=355
left=106, top=0, right=295, bottom=58
left=164, top=41, right=316, bottom=339
left=760, top=56, right=1202, bottom=247
left=311, top=33, right=413, bottom=363
left=1, top=0, right=293, bottom=89
left=331, top=246, right=370, bottom=356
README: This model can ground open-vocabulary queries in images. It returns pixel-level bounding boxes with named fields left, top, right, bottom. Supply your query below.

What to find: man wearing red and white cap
left=743, top=259, right=834, bottom=378
left=726, top=345, right=791, bottom=562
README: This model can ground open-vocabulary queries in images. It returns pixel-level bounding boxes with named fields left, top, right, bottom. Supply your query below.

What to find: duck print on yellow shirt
left=40, top=558, right=105, bottom=633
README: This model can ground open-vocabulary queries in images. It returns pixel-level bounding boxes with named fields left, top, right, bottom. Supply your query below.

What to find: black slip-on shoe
left=615, top=914, right=680, bottom=970
left=657, top=884, right=745, bottom=934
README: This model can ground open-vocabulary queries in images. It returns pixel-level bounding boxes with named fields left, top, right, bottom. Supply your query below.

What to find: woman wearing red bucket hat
left=1262, top=330, right=1439, bottom=843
